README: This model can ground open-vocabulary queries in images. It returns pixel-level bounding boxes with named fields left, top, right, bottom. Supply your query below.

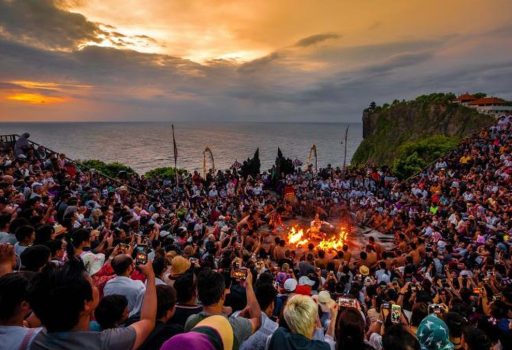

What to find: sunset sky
left=0, top=0, right=511, bottom=122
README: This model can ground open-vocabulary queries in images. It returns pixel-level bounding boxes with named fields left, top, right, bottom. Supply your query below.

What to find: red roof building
left=469, top=97, right=506, bottom=106
left=456, top=93, right=476, bottom=103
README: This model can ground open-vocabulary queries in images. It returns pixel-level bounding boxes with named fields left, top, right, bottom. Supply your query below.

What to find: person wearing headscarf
left=416, top=314, right=454, bottom=350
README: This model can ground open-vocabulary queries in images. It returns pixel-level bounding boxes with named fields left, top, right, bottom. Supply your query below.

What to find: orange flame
left=286, top=226, right=348, bottom=251
left=287, top=226, right=308, bottom=246
left=317, top=229, right=348, bottom=251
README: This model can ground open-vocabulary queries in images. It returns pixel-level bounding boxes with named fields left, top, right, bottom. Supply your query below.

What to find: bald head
left=111, top=254, right=133, bottom=276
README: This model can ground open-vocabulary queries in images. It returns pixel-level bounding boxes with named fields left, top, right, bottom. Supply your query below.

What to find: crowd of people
left=0, top=114, right=511, bottom=350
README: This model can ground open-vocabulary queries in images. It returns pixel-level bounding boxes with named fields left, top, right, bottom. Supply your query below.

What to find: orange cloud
left=6, top=93, right=67, bottom=104
left=9, top=80, right=92, bottom=91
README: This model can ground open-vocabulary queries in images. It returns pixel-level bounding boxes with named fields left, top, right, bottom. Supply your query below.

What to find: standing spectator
left=28, top=259, right=157, bottom=350
left=240, top=283, right=278, bottom=350
left=335, top=308, right=374, bottom=350
left=382, top=324, right=420, bottom=350
left=139, top=285, right=183, bottom=350
left=14, top=133, right=30, bottom=159
left=416, top=314, right=454, bottom=350
left=169, top=272, right=202, bottom=327
left=185, top=269, right=261, bottom=350
left=268, top=294, right=335, bottom=350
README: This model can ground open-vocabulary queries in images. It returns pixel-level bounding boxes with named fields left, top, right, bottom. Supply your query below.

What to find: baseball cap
left=283, top=278, right=297, bottom=292
left=298, top=275, right=315, bottom=286
left=318, top=290, right=335, bottom=312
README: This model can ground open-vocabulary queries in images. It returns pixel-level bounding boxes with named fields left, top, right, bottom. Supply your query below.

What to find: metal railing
left=0, top=134, right=142, bottom=194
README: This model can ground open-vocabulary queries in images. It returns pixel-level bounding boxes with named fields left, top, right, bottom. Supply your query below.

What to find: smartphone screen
left=391, top=304, right=401, bottom=324
left=135, top=245, right=148, bottom=265
left=337, top=297, right=358, bottom=309
left=230, top=268, right=248, bottom=280
left=135, top=251, right=148, bottom=265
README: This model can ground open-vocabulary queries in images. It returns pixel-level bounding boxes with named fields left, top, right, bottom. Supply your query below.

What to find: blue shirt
left=104, top=276, right=145, bottom=317
left=240, top=313, right=278, bottom=350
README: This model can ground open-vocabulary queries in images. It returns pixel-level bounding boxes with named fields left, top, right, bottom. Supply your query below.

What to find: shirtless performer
left=308, top=213, right=334, bottom=240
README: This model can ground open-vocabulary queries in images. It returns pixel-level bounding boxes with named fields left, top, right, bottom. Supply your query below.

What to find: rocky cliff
left=351, top=93, right=495, bottom=166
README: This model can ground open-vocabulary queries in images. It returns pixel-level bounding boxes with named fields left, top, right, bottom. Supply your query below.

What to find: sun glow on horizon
left=6, top=93, right=67, bottom=104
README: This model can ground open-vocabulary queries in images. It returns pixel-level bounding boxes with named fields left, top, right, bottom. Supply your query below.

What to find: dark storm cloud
left=294, top=33, right=340, bottom=47
left=231, top=48, right=437, bottom=105
left=239, top=32, right=341, bottom=73
left=237, top=52, right=282, bottom=73
left=0, top=0, right=159, bottom=51
left=0, top=37, right=201, bottom=85
left=362, top=51, right=435, bottom=75
left=0, top=0, right=105, bottom=49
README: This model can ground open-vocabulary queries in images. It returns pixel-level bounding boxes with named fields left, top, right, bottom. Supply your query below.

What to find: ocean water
left=0, top=122, right=363, bottom=174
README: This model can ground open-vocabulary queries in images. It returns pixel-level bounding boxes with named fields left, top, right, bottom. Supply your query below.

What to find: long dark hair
left=335, top=308, right=368, bottom=350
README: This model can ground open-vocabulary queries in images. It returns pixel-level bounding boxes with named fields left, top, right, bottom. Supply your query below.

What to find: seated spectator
left=152, top=256, right=169, bottom=285
left=20, top=244, right=51, bottom=272
left=169, top=271, right=202, bottom=327
left=14, top=225, right=35, bottom=256
left=168, top=255, right=191, bottom=285
left=161, top=315, right=233, bottom=350
left=27, top=259, right=157, bottom=350
left=34, top=225, right=55, bottom=245
left=104, top=254, right=146, bottom=318
left=46, top=239, right=66, bottom=266
left=72, top=229, right=106, bottom=276
left=139, top=284, right=183, bottom=350
left=0, top=213, right=12, bottom=243
left=93, top=294, right=129, bottom=330
left=185, top=269, right=261, bottom=350
left=0, top=243, right=16, bottom=277
left=0, top=273, right=41, bottom=349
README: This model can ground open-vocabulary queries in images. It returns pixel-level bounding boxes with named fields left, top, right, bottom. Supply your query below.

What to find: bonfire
left=286, top=226, right=348, bottom=251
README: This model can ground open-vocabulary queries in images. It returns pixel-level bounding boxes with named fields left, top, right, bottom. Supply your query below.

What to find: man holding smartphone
left=104, top=254, right=146, bottom=318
